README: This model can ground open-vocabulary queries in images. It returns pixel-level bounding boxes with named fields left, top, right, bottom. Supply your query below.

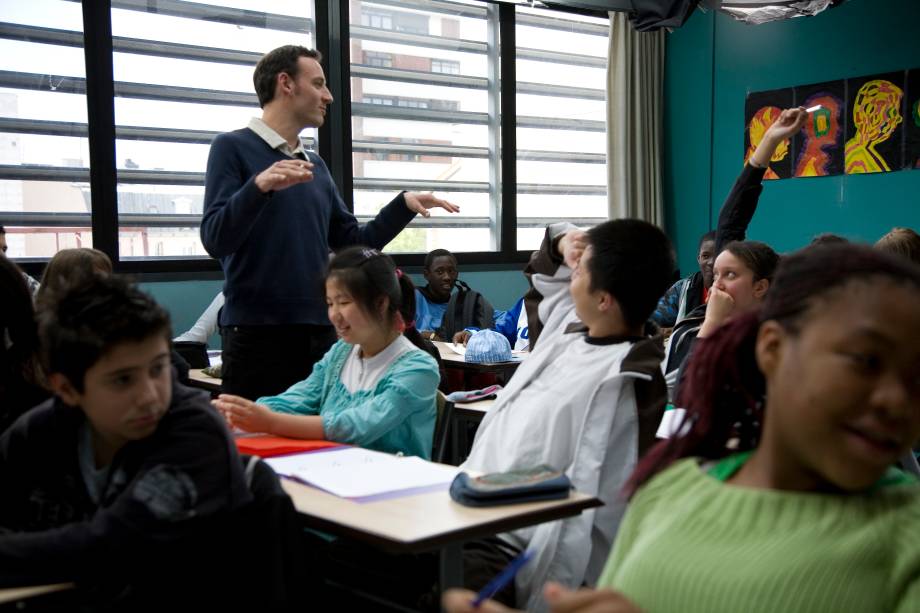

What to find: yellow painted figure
left=845, top=79, right=903, bottom=174
left=745, top=106, right=789, bottom=180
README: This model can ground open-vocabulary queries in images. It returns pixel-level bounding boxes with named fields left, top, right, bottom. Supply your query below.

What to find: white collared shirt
left=247, top=117, right=310, bottom=160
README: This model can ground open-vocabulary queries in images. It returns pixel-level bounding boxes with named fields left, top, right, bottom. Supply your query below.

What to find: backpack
left=437, top=280, right=494, bottom=340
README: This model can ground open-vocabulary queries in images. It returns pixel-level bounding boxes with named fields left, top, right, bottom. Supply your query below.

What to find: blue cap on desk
left=465, top=329, right=512, bottom=363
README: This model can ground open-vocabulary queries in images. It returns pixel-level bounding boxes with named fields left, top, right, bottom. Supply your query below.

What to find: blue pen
left=471, top=549, right=534, bottom=608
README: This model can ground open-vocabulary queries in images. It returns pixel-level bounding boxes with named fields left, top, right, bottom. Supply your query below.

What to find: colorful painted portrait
left=744, top=88, right=795, bottom=179
left=906, top=68, right=920, bottom=170
left=793, top=80, right=845, bottom=177
left=845, top=71, right=905, bottom=174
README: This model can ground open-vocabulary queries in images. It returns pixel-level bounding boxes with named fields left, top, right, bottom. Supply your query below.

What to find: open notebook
left=266, top=447, right=460, bottom=499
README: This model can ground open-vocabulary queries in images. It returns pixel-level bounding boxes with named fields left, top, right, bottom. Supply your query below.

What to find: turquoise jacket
left=256, top=339, right=439, bottom=459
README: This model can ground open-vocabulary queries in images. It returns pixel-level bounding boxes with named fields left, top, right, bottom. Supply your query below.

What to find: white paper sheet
left=266, top=447, right=460, bottom=498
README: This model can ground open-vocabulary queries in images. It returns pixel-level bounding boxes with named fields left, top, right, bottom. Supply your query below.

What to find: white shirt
left=339, top=335, right=416, bottom=393
left=247, top=117, right=310, bottom=159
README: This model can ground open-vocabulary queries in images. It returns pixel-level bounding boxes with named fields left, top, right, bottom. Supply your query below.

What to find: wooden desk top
left=281, top=478, right=600, bottom=554
left=188, top=368, right=221, bottom=393
left=0, top=583, right=73, bottom=605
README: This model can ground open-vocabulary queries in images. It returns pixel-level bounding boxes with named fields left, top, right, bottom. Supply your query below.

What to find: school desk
left=280, top=475, right=600, bottom=591
left=433, top=341, right=524, bottom=392
left=188, top=368, right=221, bottom=394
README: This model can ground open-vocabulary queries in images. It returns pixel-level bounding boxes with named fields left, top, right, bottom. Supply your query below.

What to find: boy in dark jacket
left=0, top=275, right=251, bottom=604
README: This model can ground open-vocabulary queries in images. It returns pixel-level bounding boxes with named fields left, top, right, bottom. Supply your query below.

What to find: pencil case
left=449, top=465, right=572, bottom=507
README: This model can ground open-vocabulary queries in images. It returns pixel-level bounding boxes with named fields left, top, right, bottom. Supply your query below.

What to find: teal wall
left=141, top=279, right=224, bottom=346
left=663, top=0, right=920, bottom=275
left=142, top=267, right=529, bottom=347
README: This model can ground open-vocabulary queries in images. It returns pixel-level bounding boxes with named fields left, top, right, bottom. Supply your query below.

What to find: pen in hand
left=471, top=550, right=533, bottom=608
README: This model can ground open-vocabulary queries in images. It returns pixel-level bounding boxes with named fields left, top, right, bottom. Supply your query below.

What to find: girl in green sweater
left=445, top=243, right=920, bottom=612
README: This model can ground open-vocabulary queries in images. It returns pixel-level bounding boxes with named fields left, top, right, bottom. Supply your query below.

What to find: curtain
left=606, top=11, right=666, bottom=224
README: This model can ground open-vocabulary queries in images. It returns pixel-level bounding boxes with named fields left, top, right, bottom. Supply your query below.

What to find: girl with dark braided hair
left=446, top=243, right=920, bottom=613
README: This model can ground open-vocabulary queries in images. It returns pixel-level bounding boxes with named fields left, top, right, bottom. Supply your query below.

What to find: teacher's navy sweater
left=201, top=127, right=415, bottom=326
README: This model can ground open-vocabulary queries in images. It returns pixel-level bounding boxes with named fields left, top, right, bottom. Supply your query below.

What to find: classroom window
left=0, top=0, right=93, bottom=258
left=431, top=59, right=461, bottom=74
left=364, top=51, right=393, bottom=68
left=108, top=1, right=316, bottom=261
left=349, top=0, right=497, bottom=254
left=514, top=7, right=608, bottom=250
left=1, top=0, right=612, bottom=271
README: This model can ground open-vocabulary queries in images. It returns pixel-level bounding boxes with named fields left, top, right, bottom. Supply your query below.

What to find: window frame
left=4, top=0, right=609, bottom=277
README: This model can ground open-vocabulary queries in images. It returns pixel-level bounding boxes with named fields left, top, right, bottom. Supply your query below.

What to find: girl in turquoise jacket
left=215, top=247, right=439, bottom=459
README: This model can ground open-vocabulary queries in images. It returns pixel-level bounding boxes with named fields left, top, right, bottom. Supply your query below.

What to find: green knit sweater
left=599, top=457, right=920, bottom=612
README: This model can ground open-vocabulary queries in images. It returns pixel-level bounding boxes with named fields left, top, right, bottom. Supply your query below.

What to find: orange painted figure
left=745, top=106, right=789, bottom=179
left=845, top=79, right=904, bottom=174
left=795, top=95, right=842, bottom=177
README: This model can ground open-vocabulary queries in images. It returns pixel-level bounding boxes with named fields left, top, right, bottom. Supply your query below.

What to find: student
left=214, top=247, right=440, bottom=459
left=0, top=225, right=40, bottom=296
left=0, top=275, right=252, bottom=601
left=174, top=291, right=224, bottom=344
left=810, top=232, right=848, bottom=246
left=457, top=219, right=673, bottom=609
left=446, top=243, right=920, bottom=612
left=660, top=106, right=807, bottom=398
left=35, top=248, right=192, bottom=385
left=651, top=231, right=714, bottom=329
left=416, top=248, right=496, bottom=341
left=665, top=240, right=779, bottom=381
left=0, top=257, right=48, bottom=433
left=35, top=247, right=113, bottom=306
left=875, top=226, right=920, bottom=265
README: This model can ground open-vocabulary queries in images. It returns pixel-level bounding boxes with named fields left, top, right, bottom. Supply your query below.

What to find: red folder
left=234, top=435, right=345, bottom=458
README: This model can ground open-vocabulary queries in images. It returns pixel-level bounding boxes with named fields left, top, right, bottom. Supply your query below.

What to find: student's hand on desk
left=405, top=192, right=460, bottom=217
left=453, top=330, right=472, bottom=344
left=442, top=589, right=520, bottom=613
left=421, top=330, right=442, bottom=341
left=544, top=582, right=643, bottom=613
left=212, top=394, right=274, bottom=433
left=559, top=230, right=588, bottom=270
left=254, top=159, right=314, bottom=193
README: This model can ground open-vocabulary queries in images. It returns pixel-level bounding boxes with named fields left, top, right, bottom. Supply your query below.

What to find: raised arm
left=522, top=222, right=581, bottom=347
left=714, top=107, right=808, bottom=253
left=326, top=166, right=460, bottom=251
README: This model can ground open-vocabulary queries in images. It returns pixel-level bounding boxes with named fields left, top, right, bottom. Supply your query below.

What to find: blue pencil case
left=449, top=465, right=572, bottom=507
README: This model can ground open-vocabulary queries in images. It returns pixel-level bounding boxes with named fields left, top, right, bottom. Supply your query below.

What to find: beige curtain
left=606, top=11, right=666, bottom=224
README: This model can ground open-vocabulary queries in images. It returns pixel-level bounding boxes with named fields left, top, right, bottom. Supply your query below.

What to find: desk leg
left=439, top=542, right=464, bottom=592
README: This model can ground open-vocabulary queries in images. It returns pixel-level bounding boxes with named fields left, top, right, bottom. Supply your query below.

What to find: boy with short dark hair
left=415, top=248, right=497, bottom=341
left=325, top=220, right=674, bottom=612
left=0, top=275, right=251, bottom=601
left=461, top=219, right=674, bottom=611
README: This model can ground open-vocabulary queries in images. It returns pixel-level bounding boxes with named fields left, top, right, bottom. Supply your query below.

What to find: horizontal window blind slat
left=63, top=0, right=314, bottom=34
